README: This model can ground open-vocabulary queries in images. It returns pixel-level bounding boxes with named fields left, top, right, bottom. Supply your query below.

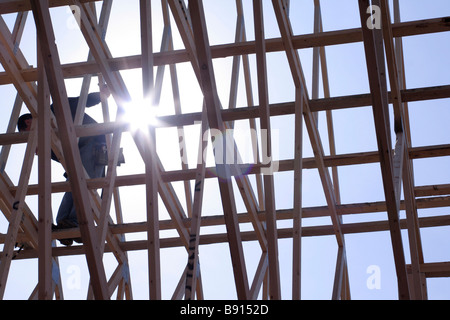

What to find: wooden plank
left=253, top=0, right=281, bottom=300
left=184, top=107, right=208, bottom=300
left=70, top=3, right=143, bottom=286
left=313, top=0, right=348, bottom=298
left=332, top=245, right=346, bottom=300
left=271, top=0, right=344, bottom=248
left=358, top=0, right=410, bottom=300
left=10, top=142, right=450, bottom=199
left=411, top=262, right=450, bottom=278
left=74, top=2, right=189, bottom=269
left=0, top=17, right=447, bottom=86
left=169, top=0, right=262, bottom=297
left=0, top=123, right=37, bottom=298
left=0, top=94, right=23, bottom=174
left=249, top=252, right=268, bottom=300
left=5, top=193, right=450, bottom=250
left=0, top=11, right=28, bottom=173
left=0, top=0, right=101, bottom=14
left=0, top=0, right=447, bottom=301
left=30, top=0, right=109, bottom=300
left=166, top=2, right=266, bottom=253
left=0, top=9, right=68, bottom=169
left=153, top=3, right=205, bottom=298
left=140, top=0, right=161, bottom=300
left=0, top=175, right=39, bottom=250
left=0, top=83, right=448, bottom=144
left=37, top=44, right=53, bottom=300
left=0, top=16, right=37, bottom=114
left=67, top=6, right=147, bottom=301
left=188, top=0, right=249, bottom=300
left=311, top=0, right=321, bottom=126
left=235, top=0, right=264, bottom=215
left=381, top=0, right=425, bottom=299
left=72, top=0, right=131, bottom=107
left=86, top=1, right=128, bottom=264
left=292, top=87, right=303, bottom=300
left=392, top=133, right=405, bottom=209
left=7, top=209, right=450, bottom=261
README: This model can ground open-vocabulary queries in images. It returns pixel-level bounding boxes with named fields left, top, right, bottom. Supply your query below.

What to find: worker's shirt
left=50, top=92, right=106, bottom=162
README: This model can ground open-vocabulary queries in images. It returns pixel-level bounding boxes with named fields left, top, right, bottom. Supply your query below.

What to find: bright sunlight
left=123, top=96, right=160, bottom=132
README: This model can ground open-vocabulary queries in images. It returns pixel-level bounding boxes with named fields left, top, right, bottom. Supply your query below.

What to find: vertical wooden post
left=358, top=0, right=410, bottom=300
left=253, top=0, right=281, bottom=300
left=188, top=0, right=250, bottom=300
left=184, top=107, right=208, bottom=300
left=292, top=87, right=304, bottom=300
left=37, top=43, right=52, bottom=300
left=31, top=0, right=110, bottom=300
left=140, top=0, right=161, bottom=300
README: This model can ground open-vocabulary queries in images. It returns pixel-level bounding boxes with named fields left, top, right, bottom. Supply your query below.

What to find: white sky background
left=0, top=0, right=449, bottom=300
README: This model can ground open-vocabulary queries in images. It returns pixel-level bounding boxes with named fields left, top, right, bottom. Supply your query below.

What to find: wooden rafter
left=0, top=15, right=447, bottom=87
left=37, top=40, right=52, bottom=300
left=31, top=0, right=109, bottom=299
left=358, top=0, right=409, bottom=299
left=253, top=0, right=281, bottom=299
left=188, top=0, right=250, bottom=300
left=0, top=0, right=448, bottom=301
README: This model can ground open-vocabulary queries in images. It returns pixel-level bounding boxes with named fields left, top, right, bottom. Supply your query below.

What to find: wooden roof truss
left=0, top=0, right=449, bottom=300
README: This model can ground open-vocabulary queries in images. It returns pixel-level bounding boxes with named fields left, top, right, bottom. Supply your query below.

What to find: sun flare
left=123, top=97, right=160, bottom=131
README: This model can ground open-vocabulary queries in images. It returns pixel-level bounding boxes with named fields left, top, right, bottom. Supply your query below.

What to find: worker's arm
left=86, top=92, right=101, bottom=107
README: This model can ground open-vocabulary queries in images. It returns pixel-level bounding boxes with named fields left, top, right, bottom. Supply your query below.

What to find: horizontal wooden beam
left=0, top=17, right=447, bottom=85
left=1, top=83, right=449, bottom=148
left=0, top=0, right=100, bottom=15
left=6, top=206, right=450, bottom=259
left=7, top=143, right=450, bottom=197
left=82, top=84, right=450, bottom=130
left=408, top=262, right=450, bottom=278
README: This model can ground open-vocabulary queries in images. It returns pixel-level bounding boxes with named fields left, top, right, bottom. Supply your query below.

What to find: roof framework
left=0, top=0, right=448, bottom=300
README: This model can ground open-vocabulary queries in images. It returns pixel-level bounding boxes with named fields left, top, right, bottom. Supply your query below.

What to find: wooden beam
left=10, top=142, right=450, bottom=201
left=188, top=0, right=250, bottom=300
left=271, top=0, right=344, bottom=248
left=184, top=107, right=208, bottom=300
left=139, top=0, right=161, bottom=300
left=381, top=0, right=425, bottom=300
left=8, top=208, right=450, bottom=261
left=249, top=252, right=268, bottom=300
left=253, top=0, right=281, bottom=300
left=31, top=0, right=109, bottom=300
left=37, top=43, right=53, bottom=300
left=292, top=87, right=303, bottom=300
left=0, top=11, right=29, bottom=173
left=167, top=0, right=267, bottom=256
left=358, top=0, right=409, bottom=300
left=0, top=122, right=37, bottom=298
left=0, top=16, right=447, bottom=84
left=0, top=0, right=101, bottom=14
left=332, top=245, right=346, bottom=300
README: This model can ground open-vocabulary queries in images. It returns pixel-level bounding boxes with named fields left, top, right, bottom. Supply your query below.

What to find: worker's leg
left=56, top=191, right=74, bottom=225
left=54, top=191, right=75, bottom=245
left=56, top=139, right=105, bottom=227
left=66, top=139, right=105, bottom=225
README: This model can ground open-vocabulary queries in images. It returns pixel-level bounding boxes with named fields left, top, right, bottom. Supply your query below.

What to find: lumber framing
left=0, top=0, right=448, bottom=300
left=358, top=0, right=410, bottom=300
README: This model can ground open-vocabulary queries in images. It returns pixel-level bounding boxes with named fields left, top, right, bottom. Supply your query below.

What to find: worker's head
left=17, top=113, right=33, bottom=132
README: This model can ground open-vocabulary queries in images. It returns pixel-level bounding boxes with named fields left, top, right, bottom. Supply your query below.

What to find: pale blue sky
left=0, top=0, right=449, bottom=300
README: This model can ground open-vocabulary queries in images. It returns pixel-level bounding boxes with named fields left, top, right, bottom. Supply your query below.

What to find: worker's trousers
left=56, top=138, right=105, bottom=226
